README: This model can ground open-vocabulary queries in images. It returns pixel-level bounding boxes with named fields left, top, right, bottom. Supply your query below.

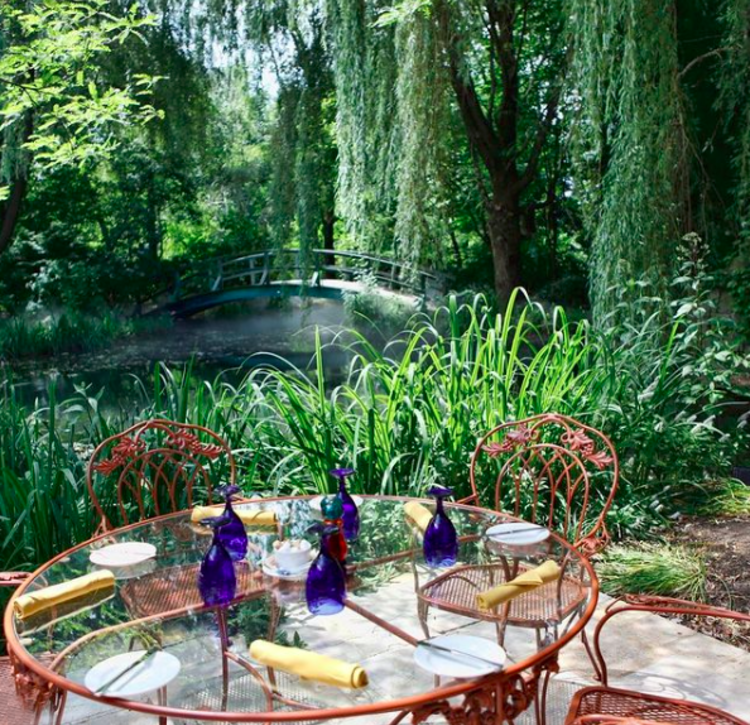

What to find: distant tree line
left=2, top=0, right=750, bottom=325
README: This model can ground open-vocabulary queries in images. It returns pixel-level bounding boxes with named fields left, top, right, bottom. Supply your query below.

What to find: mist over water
left=8, top=299, right=356, bottom=411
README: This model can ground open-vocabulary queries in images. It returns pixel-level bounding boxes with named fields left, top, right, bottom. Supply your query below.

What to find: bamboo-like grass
left=0, top=292, right=743, bottom=573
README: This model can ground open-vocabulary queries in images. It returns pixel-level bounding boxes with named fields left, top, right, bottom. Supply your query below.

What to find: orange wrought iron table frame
left=4, top=495, right=600, bottom=724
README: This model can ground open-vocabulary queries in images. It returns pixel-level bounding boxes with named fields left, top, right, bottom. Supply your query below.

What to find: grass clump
left=599, top=543, right=708, bottom=601
left=696, top=479, right=750, bottom=517
left=0, top=311, right=171, bottom=361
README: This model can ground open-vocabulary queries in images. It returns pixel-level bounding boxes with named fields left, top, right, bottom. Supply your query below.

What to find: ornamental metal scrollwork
left=486, top=424, right=614, bottom=471
left=411, top=686, right=498, bottom=725
left=92, top=436, right=145, bottom=474
left=10, top=653, right=60, bottom=713
left=409, top=655, right=558, bottom=725
left=483, top=424, right=536, bottom=457
left=93, top=428, right=223, bottom=475
left=165, top=429, right=223, bottom=458
left=560, top=428, right=614, bottom=470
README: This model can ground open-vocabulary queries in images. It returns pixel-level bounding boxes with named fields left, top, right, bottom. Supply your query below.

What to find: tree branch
left=678, top=47, right=730, bottom=79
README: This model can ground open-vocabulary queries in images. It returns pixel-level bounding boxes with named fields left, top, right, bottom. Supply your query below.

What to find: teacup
left=274, top=539, right=312, bottom=572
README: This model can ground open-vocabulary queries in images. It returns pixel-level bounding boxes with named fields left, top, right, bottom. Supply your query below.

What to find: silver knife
left=417, top=639, right=503, bottom=669
left=95, top=649, right=156, bottom=694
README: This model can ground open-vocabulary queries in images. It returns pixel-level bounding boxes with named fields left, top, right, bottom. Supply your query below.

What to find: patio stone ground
left=56, top=577, right=750, bottom=725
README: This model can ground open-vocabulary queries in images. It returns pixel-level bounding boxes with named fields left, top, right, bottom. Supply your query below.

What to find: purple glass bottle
left=215, top=484, right=248, bottom=562
left=423, top=486, right=458, bottom=567
left=330, top=468, right=359, bottom=541
left=305, top=524, right=346, bottom=615
left=198, top=516, right=237, bottom=607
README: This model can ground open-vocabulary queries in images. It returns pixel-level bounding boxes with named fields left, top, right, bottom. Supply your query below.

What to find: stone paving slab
left=56, top=584, right=750, bottom=725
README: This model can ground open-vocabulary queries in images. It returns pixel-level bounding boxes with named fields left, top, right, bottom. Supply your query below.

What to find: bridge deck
left=143, top=248, right=441, bottom=318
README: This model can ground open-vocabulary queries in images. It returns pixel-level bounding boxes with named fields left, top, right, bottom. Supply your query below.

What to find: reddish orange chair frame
left=566, top=595, right=750, bottom=725
left=465, top=413, right=619, bottom=555
left=86, top=418, right=236, bottom=531
left=1, top=571, right=53, bottom=725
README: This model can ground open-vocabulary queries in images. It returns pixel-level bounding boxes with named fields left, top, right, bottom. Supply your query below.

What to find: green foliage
left=570, top=0, right=690, bottom=323
left=0, top=0, right=161, bottom=193
left=0, top=311, right=170, bottom=361
left=599, top=543, right=708, bottom=601
left=1, top=289, right=746, bottom=570
left=689, top=479, right=750, bottom=517
left=342, top=272, right=420, bottom=335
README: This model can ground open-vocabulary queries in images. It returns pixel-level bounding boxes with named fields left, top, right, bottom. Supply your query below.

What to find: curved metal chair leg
left=417, top=599, right=431, bottom=641
left=580, top=627, right=602, bottom=682
left=535, top=669, right=552, bottom=725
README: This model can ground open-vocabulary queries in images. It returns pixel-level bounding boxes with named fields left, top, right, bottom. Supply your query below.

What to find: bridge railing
left=141, top=247, right=442, bottom=314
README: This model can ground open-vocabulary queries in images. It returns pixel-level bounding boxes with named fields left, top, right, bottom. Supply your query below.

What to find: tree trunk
left=0, top=112, right=34, bottom=255
left=486, top=195, right=522, bottom=302
left=0, top=177, right=28, bottom=256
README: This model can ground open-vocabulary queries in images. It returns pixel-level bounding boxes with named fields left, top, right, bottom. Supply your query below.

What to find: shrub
left=1, top=281, right=746, bottom=571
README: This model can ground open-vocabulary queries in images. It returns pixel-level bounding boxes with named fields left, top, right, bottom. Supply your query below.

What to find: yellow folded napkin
left=191, top=505, right=277, bottom=527
left=476, top=560, right=561, bottom=611
left=249, top=639, right=368, bottom=689
left=404, top=501, right=434, bottom=532
left=14, top=570, right=116, bottom=620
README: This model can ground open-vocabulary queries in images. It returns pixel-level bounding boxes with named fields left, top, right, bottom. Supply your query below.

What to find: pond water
left=7, top=299, right=360, bottom=411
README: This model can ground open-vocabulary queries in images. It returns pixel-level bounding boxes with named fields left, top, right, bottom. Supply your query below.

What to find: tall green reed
left=0, top=290, right=745, bottom=571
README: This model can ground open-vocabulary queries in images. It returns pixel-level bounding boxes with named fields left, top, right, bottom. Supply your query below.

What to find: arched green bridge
left=144, top=248, right=442, bottom=318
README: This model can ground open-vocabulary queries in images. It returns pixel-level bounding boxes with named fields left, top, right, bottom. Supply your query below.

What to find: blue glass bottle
left=198, top=516, right=237, bottom=607
left=423, top=486, right=458, bottom=567
left=216, top=484, right=248, bottom=562
left=306, top=524, right=346, bottom=615
left=330, top=468, right=359, bottom=541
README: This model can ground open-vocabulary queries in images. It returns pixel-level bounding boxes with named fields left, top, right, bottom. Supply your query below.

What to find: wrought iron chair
left=87, top=419, right=243, bottom=619
left=1, top=571, right=59, bottom=725
left=564, top=595, right=750, bottom=725
left=464, top=413, right=619, bottom=554
left=86, top=418, right=237, bottom=532
left=416, top=414, right=618, bottom=647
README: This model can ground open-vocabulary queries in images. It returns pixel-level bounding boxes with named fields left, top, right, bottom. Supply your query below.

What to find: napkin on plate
left=191, top=505, right=277, bottom=527
left=249, top=639, right=368, bottom=689
left=476, top=560, right=561, bottom=611
left=14, top=570, right=116, bottom=620
left=403, top=502, right=434, bottom=532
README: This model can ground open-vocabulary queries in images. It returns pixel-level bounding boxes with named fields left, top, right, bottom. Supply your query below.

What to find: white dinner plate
left=84, top=650, right=181, bottom=697
left=89, top=542, right=157, bottom=568
left=485, top=522, right=550, bottom=546
left=309, top=495, right=364, bottom=513
left=414, top=635, right=505, bottom=678
left=261, top=553, right=315, bottom=581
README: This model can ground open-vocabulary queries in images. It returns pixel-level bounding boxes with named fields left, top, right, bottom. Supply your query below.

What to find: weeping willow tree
left=325, top=0, right=401, bottom=254
left=329, top=0, right=571, bottom=297
left=570, top=0, right=692, bottom=323
left=237, top=1, right=338, bottom=266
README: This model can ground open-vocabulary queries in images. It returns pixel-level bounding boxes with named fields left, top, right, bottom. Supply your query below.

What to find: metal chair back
left=86, top=419, right=235, bottom=530
left=467, top=413, right=619, bottom=553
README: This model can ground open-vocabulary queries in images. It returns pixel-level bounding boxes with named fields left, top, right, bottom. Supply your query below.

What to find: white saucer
left=89, top=542, right=157, bottom=568
left=485, top=522, right=550, bottom=546
left=261, top=553, right=315, bottom=581
left=414, top=635, right=505, bottom=678
left=309, top=495, right=364, bottom=513
left=85, top=650, right=180, bottom=697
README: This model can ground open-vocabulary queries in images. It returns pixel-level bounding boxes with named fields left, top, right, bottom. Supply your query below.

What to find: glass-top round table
left=5, top=495, right=598, bottom=724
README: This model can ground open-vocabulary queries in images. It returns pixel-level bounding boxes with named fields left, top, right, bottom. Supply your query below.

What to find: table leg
left=157, top=685, right=168, bottom=725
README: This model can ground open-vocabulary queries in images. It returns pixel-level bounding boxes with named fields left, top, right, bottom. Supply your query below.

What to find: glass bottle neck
left=434, top=496, right=445, bottom=515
